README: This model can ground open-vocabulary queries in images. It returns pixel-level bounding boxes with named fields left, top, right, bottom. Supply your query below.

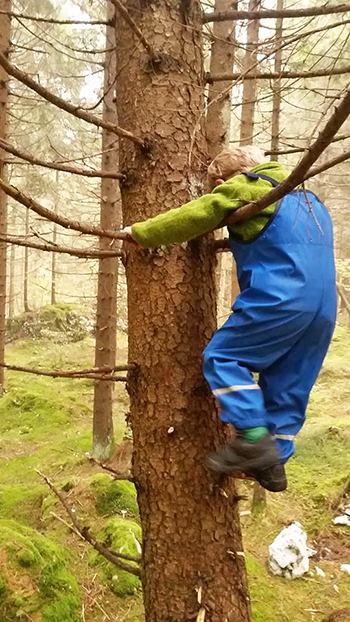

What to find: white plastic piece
left=315, top=566, right=325, bottom=578
left=340, top=564, right=350, bottom=575
left=333, top=515, right=350, bottom=527
left=269, top=522, right=310, bottom=580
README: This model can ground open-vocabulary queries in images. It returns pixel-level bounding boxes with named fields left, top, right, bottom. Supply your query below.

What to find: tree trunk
left=8, top=206, right=15, bottom=318
left=0, top=0, right=11, bottom=394
left=51, top=172, right=59, bottom=306
left=207, top=0, right=240, bottom=319
left=115, top=1, right=251, bottom=620
left=240, top=0, right=261, bottom=146
left=23, top=207, right=30, bottom=312
left=92, top=0, right=121, bottom=460
left=270, top=0, right=283, bottom=159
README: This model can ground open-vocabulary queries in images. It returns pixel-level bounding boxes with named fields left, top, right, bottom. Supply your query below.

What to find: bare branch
left=0, top=233, right=124, bottom=259
left=0, top=52, right=144, bottom=147
left=0, top=9, right=110, bottom=25
left=109, top=0, right=158, bottom=60
left=0, top=139, right=125, bottom=180
left=203, top=3, right=350, bottom=23
left=207, top=64, right=350, bottom=83
left=0, top=178, right=127, bottom=240
left=89, top=456, right=134, bottom=482
left=0, top=363, right=128, bottom=382
left=219, top=86, right=350, bottom=228
left=265, top=133, right=350, bottom=156
left=304, top=149, right=350, bottom=180
left=37, top=470, right=141, bottom=577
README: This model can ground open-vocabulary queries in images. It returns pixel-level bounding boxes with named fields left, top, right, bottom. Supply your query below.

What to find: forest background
left=0, top=0, right=350, bottom=621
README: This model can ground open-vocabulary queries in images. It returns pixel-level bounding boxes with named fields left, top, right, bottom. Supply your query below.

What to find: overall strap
left=242, top=171, right=279, bottom=187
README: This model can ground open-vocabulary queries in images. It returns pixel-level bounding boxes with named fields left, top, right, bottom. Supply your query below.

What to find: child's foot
left=206, top=433, right=287, bottom=492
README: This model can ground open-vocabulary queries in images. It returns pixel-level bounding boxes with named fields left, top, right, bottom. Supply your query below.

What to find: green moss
left=90, top=473, right=139, bottom=517
left=0, top=484, right=44, bottom=523
left=0, top=519, right=81, bottom=621
left=89, top=517, right=141, bottom=597
left=0, top=571, right=8, bottom=603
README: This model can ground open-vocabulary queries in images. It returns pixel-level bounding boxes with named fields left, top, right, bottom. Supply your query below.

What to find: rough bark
left=240, top=0, right=261, bottom=146
left=115, top=1, right=250, bottom=621
left=23, top=207, right=29, bottom=312
left=0, top=0, right=10, bottom=394
left=7, top=205, right=14, bottom=318
left=93, top=1, right=121, bottom=461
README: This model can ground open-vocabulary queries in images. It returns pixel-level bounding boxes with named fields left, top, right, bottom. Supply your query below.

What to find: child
left=122, top=146, right=337, bottom=492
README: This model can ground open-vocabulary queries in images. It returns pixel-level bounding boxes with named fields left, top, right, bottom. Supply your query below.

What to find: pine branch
left=203, top=3, right=350, bottom=23
left=219, top=86, right=350, bottom=228
left=109, top=0, right=158, bottom=60
left=0, top=139, right=125, bottom=180
left=0, top=52, right=144, bottom=147
left=0, top=10, right=110, bottom=25
left=0, top=234, right=124, bottom=259
left=36, top=470, right=141, bottom=577
left=0, top=178, right=127, bottom=241
left=207, top=64, right=350, bottom=83
left=0, top=363, right=128, bottom=382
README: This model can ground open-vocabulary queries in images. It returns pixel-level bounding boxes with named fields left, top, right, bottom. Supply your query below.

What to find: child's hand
left=120, top=226, right=141, bottom=247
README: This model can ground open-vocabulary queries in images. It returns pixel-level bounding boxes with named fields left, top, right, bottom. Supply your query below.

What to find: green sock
left=241, top=426, right=268, bottom=443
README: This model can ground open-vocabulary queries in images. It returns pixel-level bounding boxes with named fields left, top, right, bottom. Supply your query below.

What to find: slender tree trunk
left=207, top=0, right=240, bottom=318
left=116, top=1, right=250, bottom=620
left=23, top=207, right=30, bottom=312
left=240, top=0, right=261, bottom=146
left=270, top=0, right=283, bottom=159
left=92, top=0, right=121, bottom=460
left=0, top=1, right=11, bottom=394
left=51, top=223, right=57, bottom=305
left=8, top=206, right=15, bottom=318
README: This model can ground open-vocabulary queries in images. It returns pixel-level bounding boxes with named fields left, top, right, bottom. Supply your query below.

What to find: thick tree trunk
left=92, top=0, right=121, bottom=460
left=0, top=1, right=11, bottom=393
left=116, top=1, right=250, bottom=620
left=270, top=0, right=283, bottom=159
left=240, top=0, right=261, bottom=146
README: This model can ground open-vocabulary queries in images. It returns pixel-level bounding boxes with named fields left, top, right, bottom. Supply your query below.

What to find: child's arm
left=128, top=176, right=266, bottom=248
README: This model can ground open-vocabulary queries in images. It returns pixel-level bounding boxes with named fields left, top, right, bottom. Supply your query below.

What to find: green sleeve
left=131, top=181, right=245, bottom=248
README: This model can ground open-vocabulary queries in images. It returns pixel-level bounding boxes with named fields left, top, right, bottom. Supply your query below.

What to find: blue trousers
left=203, top=307, right=335, bottom=462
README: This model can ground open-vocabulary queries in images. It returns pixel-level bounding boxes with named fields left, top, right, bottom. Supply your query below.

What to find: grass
left=0, top=327, right=350, bottom=621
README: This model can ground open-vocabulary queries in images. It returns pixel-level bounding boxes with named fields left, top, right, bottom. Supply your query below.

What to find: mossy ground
left=0, top=327, right=350, bottom=621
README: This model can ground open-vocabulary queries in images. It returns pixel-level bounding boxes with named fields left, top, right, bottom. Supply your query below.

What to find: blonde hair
left=207, top=146, right=265, bottom=187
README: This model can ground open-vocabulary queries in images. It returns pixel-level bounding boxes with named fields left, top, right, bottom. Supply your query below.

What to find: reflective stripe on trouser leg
left=203, top=351, right=268, bottom=428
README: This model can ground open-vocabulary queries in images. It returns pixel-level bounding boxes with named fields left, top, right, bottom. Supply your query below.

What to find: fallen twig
left=0, top=363, right=131, bottom=382
left=89, top=456, right=133, bottom=482
left=37, top=470, right=141, bottom=577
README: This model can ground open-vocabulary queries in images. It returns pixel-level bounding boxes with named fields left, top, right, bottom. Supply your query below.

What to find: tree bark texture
left=7, top=205, right=14, bottom=318
left=23, top=206, right=29, bottom=313
left=240, top=0, right=261, bottom=146
left=0, top=0, right=10, bottom=393
left=115, top=1, right=250, bottom=621
left=270, top=0, right=283, bottom=160
left=93, top=0, right=121, bottom=461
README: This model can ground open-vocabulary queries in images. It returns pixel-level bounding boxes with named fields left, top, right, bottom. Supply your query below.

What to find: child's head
left=207, top=145, right=265, bottom=189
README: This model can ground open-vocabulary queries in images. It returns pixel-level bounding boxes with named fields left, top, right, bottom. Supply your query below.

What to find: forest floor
left=0, top=326, right=350, bottom=621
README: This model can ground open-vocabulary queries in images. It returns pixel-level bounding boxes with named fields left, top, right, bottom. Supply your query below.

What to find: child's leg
left=259, top=312, right=335, bottom=463
left=203, top=308, right=315, bottom=431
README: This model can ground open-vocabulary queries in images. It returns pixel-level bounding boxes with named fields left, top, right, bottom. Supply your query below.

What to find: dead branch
left=37, top=470, right=141, bottom=577
left=304, top=149, right=350, bottom=180
left=203, top=3, right=350, bottom=23
left=207, top=64, right=350, bottom=83
left=0, top=233, right=124, bottom=259
left=0, top=363, right=128, bottom=382
left=219, top=85, right=350, bottom=228
left=266, top=133, right=350, bottom=156
left=0, top=178, right=127, bottom=241
left=109, top=0, right=158, bottom=60
left=0, top=52, right=144, bottom=147
left=89, top=456, right=134, bottom=482
left=0, top=9, right=110, bottom=25
left=0, top=139, right=125, bottom=180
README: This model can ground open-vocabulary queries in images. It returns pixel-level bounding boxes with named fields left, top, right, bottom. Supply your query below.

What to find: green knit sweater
left=132, top=161, right=289, bottom=248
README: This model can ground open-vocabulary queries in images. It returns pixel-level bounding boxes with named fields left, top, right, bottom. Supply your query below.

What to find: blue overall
left=203, top=173, right=337, bottom=462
